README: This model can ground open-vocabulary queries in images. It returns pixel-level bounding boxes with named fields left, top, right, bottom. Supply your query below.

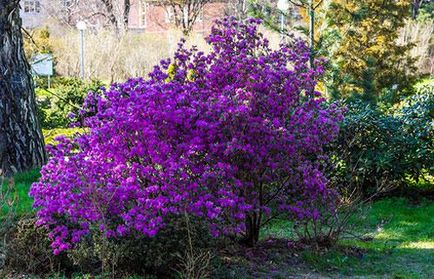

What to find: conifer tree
left=325, top=0, right=416, bottom=102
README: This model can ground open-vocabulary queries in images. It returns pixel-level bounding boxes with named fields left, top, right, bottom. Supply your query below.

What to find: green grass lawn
left=2, top=170, right=433, bottom=278
left=1, top=169, right=40, bottom=216
left=264, top=198, right=434, bottom=278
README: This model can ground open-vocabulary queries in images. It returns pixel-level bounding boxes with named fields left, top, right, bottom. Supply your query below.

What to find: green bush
left=36, top=77, right=104, bottom=129
left=4, top=216, right=72, bottom=275
left=69, top=215, right=212, bottom=277
left=417, top=2, right=434, bottom=23
left=395, top=81, right=434, bottom=183
left=1, top=214, right=211, bottom=278
left=331, top=86, right=433, bottom=196
left=330, top=101, right=406, bottom=196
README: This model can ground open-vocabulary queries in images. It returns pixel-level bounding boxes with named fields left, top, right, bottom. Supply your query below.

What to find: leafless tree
left=43, top=0, right=132, bottom=33
left=150, top=0, right=212, bottom=35
left=100, top=0, right=119, bottom=29
left=99, top=0, right=132, bottom=32
left=224, top=0, right=250, bottom=19
left=123, top=0, right=131, bottom=28
left=43, top=0, right=80, bottom=28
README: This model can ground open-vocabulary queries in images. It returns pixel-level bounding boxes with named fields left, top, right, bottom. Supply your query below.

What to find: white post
left=79, top=30, right=85, bottom=79
left=76, top=21, right=87, bottom=80
left=277, top=0, right=290, bottom=42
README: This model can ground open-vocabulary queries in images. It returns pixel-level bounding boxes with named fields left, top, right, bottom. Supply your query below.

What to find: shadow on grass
left=294, top=198, right=433, bottom=278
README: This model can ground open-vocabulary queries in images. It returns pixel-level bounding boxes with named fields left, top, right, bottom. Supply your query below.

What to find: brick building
left=127, top=0, right=225, bottom=33
left=20, top=0, right=225, bottom=32
left=20, top=0, right=47, bottom=29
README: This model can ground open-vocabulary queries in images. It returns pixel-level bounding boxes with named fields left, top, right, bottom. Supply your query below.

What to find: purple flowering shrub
left=30, top=17, right=343, bottom=254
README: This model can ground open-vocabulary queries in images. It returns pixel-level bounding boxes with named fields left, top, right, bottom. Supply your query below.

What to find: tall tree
left=225, top=0, right=250, bottom=19
left=325, top=0, right=416, bottom=103
left=0, top=0, right=47, bottom=176
left=250, top=0, right=325, bottom=68
left=101, top=0, right=119, bottom=29
left=289, top=0, right=325, bottom=68
left=98, top=0, right=132, bottom=31
left=154, top=0, right=212, bottom=35
left=123, top=0, right=131, bottom=29
left=412, top=0, right=425, bottom=19
left=44, top=0, right=132, bottom=32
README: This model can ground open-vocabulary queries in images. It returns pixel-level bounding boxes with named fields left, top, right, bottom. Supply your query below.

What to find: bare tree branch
left=149, top=0, right=212, bottom=35
left=43, top=0, right=132, bottom=33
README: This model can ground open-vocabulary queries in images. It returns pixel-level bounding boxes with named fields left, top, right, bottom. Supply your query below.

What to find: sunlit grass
left=43, top=127, right=87, bottom=145
left=1, top=169, right=40, bottom=216
left=264, top=197, right=434, bottom=278
left=400, top=241, right=434, bottom=249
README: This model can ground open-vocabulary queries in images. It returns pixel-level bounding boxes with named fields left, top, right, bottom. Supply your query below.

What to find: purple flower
left=30, top=17, right=343, bottom=254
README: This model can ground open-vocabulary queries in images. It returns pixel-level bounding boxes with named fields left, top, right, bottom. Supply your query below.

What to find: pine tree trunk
left=0, top=0, right=47, bottom=177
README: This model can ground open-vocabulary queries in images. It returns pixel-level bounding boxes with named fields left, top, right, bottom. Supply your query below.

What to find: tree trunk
left=101, top=0, right=119, bottom=33
left=244, top=213, right=260, bottom=246
left=0, top=0, right=47, bottom=177
left=123, top=0, right=131, bottom=31
left=412, top=0, right=421, bottom=20
left=308, top=0, right=315, bottom=69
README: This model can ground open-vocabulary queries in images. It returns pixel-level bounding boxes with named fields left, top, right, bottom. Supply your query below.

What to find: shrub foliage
left=36, top=77, right=104, bottom=129
left=30, top=17, right=343, bottom=254
left=332, top=84, right=434, bottom=196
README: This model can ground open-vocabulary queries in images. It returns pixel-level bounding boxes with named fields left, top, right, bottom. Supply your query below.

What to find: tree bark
left=0, top=0, right=47, bottom=177
left=100, top=0, right=119, bottom=33
left=244, top=213, right=260, bottom=246
left=123, top=0, right=131, bottom=31
left=412, top=0, right=422, bottom=20
left=164, top=0, right=211, bottom=36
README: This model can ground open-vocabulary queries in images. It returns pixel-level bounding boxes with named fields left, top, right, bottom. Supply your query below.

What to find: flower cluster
left=30, top=17, right=343, bottom=254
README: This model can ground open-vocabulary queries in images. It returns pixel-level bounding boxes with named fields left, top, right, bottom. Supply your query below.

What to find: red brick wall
left=128, top=0, right=225, bottom=33
left=21, top=0, right=226, bottom=33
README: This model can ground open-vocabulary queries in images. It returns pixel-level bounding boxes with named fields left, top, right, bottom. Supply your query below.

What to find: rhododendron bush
left=30, top=17, right=343, bottom=254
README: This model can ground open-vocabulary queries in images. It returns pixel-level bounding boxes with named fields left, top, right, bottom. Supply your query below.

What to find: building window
left=24, top=0, right=41, bottom=13
left=139, top=1, right=148, bottom=28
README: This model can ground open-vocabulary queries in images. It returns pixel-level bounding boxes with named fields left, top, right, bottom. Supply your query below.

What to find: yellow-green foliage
left=165, top=63, right=196, bottom=83
left=43, top=128, right=85, bottom=146
left=166, top=63, right=178, bottom=82
left=23, top=26, right=53, bottom=59
left=298, top=0, right=328, bottom=41
left=326, top=0, right=416, bottom=102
